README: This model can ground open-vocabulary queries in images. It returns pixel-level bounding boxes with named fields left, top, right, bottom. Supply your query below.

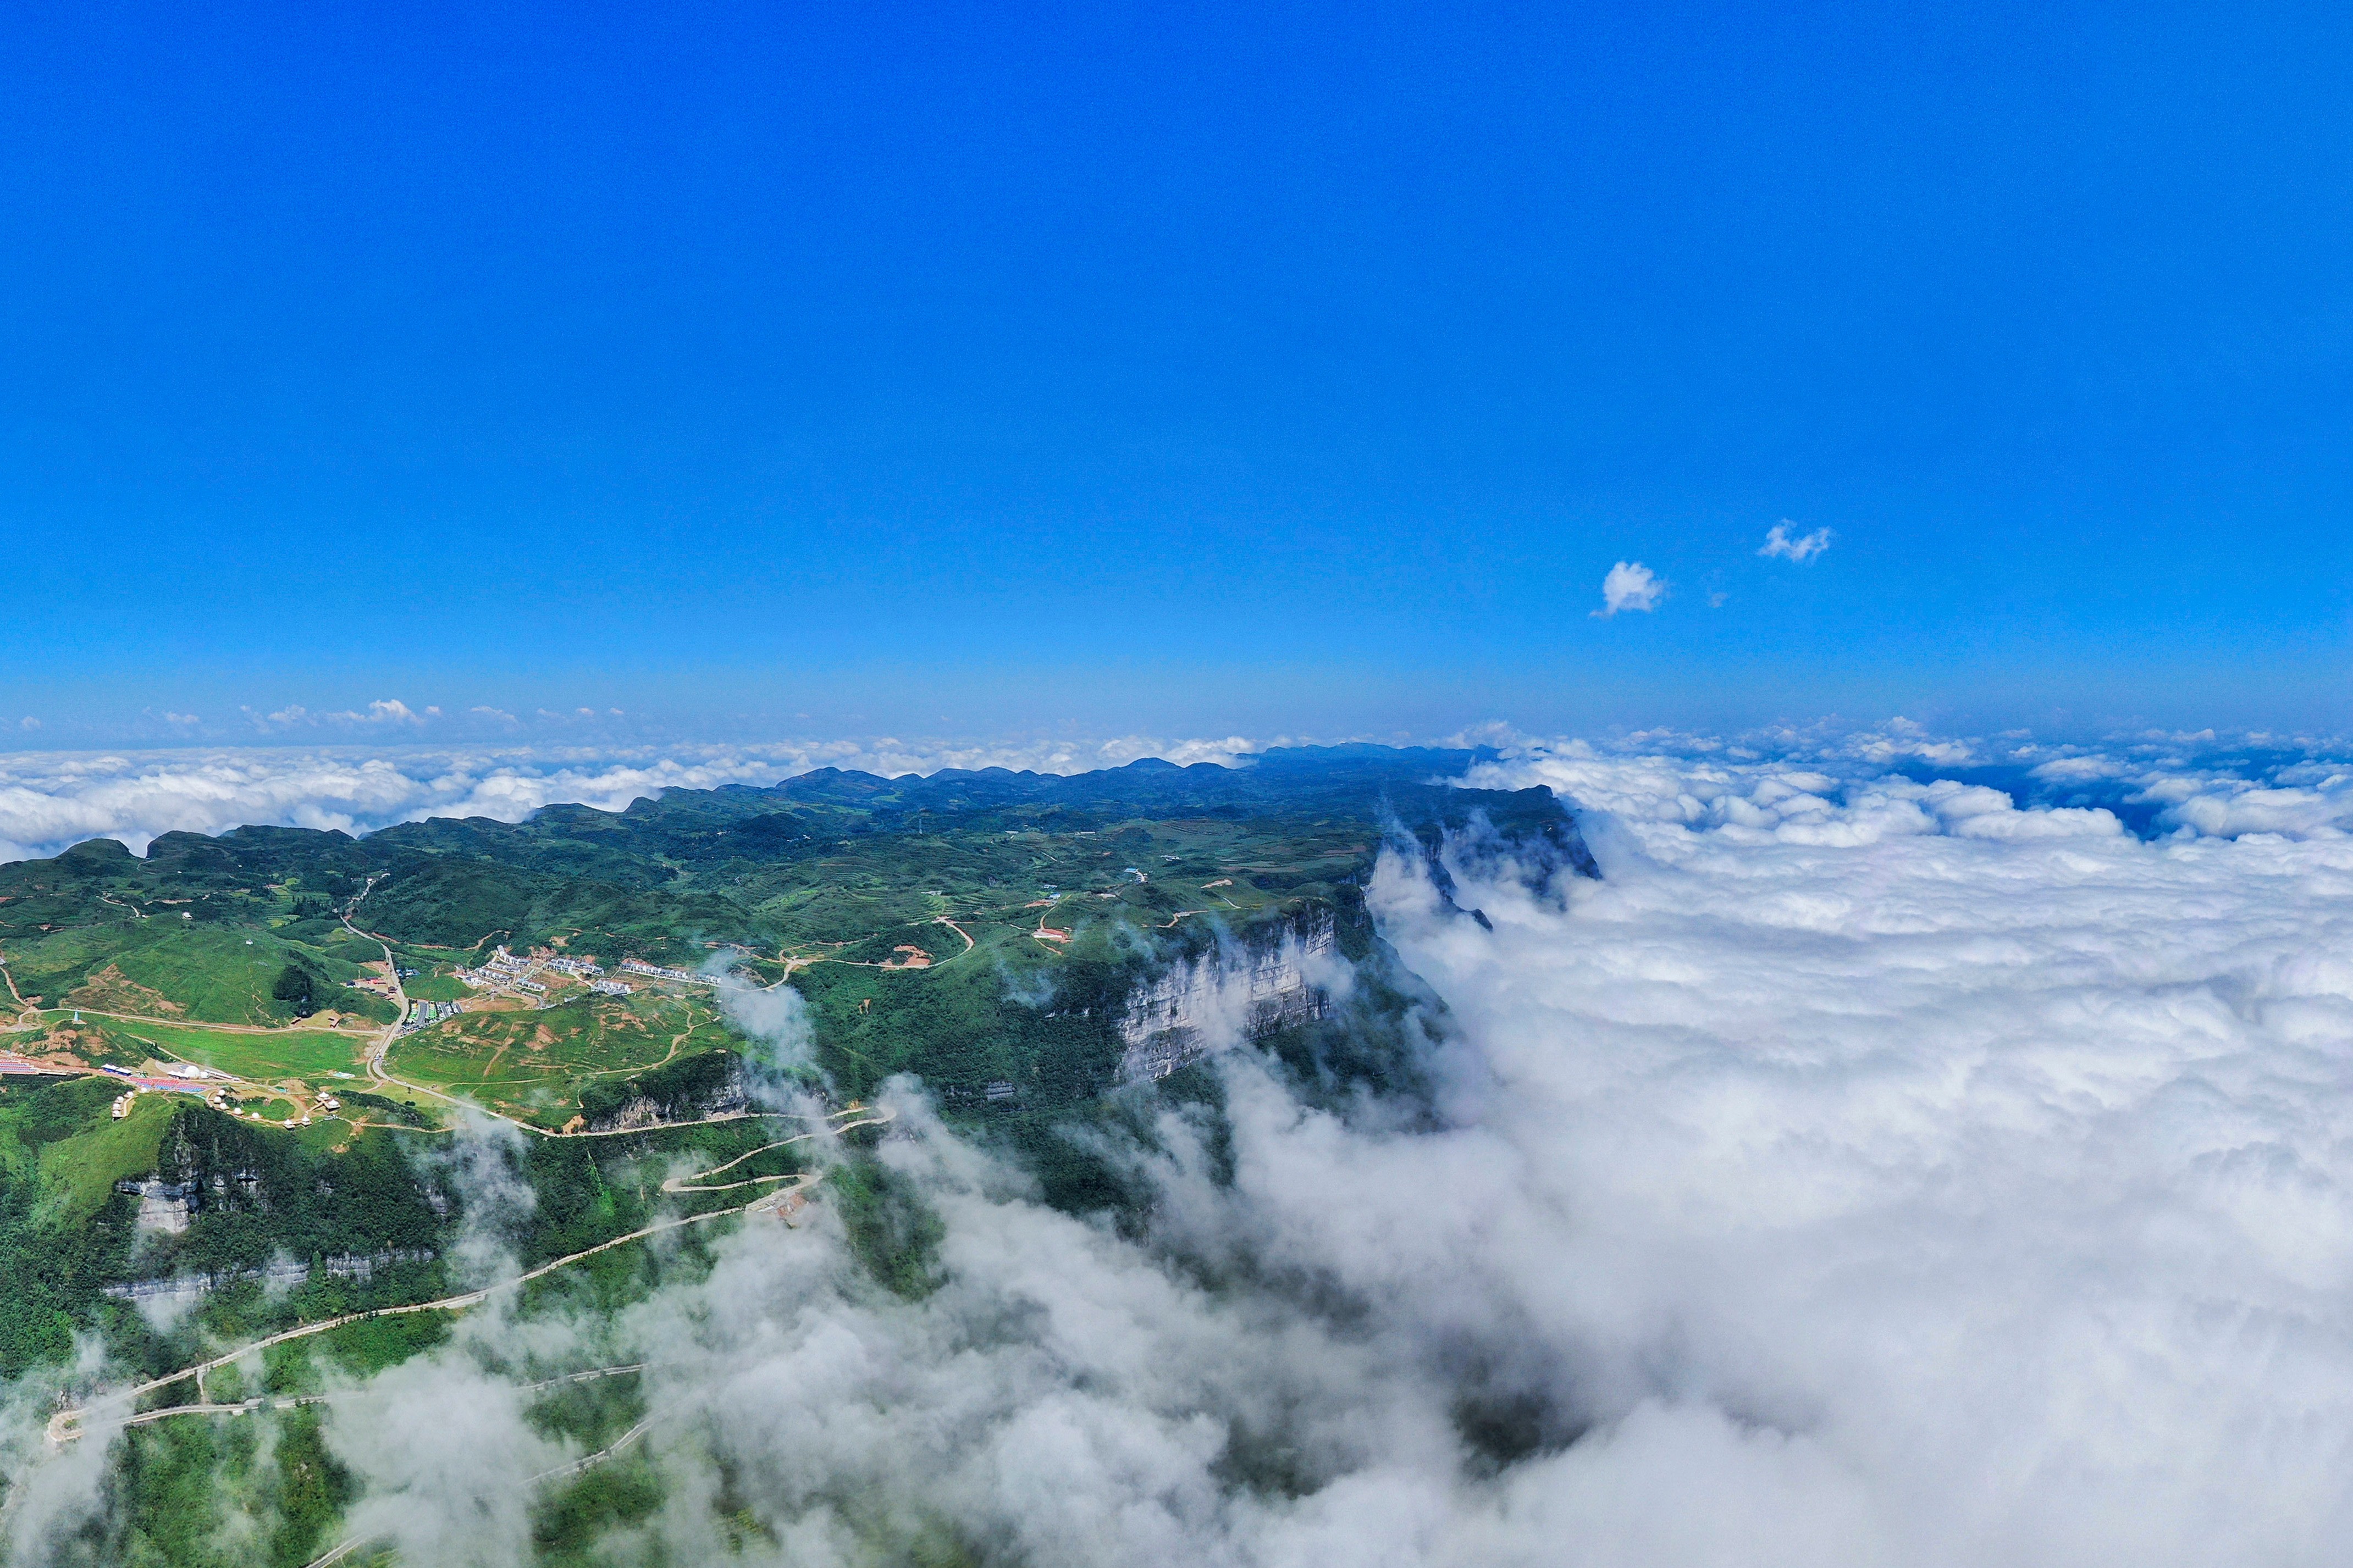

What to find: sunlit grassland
left=386, top=992, right=737, bottom=1126
left=85, top=1015, right=370, bottom=1084
left=4, top=921, right=388, bottom=1026
left=26, top=1087, right=176, bottom=1222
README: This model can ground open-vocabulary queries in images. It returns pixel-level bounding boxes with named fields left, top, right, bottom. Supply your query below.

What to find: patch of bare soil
left=64, top=965, right=186, bottom=1018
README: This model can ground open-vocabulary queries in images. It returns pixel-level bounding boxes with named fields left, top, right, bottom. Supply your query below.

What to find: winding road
left=47, top=1102, right=891, bottom=1448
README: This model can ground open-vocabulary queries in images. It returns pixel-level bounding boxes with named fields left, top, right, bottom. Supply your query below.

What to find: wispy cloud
left=323, top=699, right=429, bottom=726
left=1593, top=561, right=1664, bottom=618
left=1759, top=520, right=1834, bottom=562
left=246, top=699, right=433, bottom=731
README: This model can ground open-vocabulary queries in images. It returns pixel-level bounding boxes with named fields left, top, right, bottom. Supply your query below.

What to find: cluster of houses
left=450, top=945, right=653, bottom=1003
left=456, top=946, right=548, bottom=993
left=621, top=958, right=708, bottom=986
left=401, top=998, right=461, bottom=1032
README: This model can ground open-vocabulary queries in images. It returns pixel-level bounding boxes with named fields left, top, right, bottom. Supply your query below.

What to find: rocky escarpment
left=1117, top=910, right=1338, bottom=1082
left=114, top=1114, right=267, bottom=1234
left=102, top=1248, right=436, bottom=1301
left=581, top=1049, right=752, bottom=1132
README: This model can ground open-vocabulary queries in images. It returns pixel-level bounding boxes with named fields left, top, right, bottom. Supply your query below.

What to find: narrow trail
left=83, top=1362, right=647, bottom=1439
left=17, top=1007, right=373, bottom=1039
left=658, top=1124, right=835, bottom=1194
left=0, top=948, right=39, bottom=1030
left=344, top=876, right=406, bottom=1081
left=295, top=1377, right=667, bottom=1567
left=294, top=1367, right=654, bottom=1568
left=47, top=1105, right=891, bottom=1447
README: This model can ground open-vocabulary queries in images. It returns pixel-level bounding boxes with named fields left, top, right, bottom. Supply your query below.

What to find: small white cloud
left=19, top=717, right=39, bottom=730
left=1708, top=591, right=1730, bottom=608
left=609, top=708, right=624, bottom=717
left=1759, top=520, right=1834, bottom=562
left=470, top=706, right=517, bottom=724
left=163, top=712, right=200, bottom=728
left=576, top=707, right=595, bottom=718
left=1592, top=561, right=1664, bottom=619
left=360, top=700, right=424, bottom=726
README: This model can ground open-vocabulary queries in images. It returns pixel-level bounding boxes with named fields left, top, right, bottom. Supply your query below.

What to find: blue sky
left=4, top=1, right=2349, bottom=747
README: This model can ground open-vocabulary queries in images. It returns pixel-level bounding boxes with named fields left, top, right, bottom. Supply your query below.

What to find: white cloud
left=1332, top=772, right=2353, bottom=1564
left=245, top=699, right=429, bottom=731
left=470, top=707, right=518, bottom=723
left=325, top=699, right=427, bottom=726
left=1455, top=724, right=2353, bottom=843
left=1593, top=561, right=1664, bottom=618
left=18, top=717, right=37, bottom=730
left=1759, top=521, right=1834, bottom=562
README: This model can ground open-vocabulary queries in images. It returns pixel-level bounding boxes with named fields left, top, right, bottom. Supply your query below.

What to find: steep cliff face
left=1117, top=909, right=1338, bottom=1082
left=582, top=1049, right=751, bottom=1132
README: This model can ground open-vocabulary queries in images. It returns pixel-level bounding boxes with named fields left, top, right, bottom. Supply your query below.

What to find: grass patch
left=386, top=994, right=734, bottom=1127
left=96, top=1016, right=369, bottom=1084
left=30, top=1087, right=175, bottom=1223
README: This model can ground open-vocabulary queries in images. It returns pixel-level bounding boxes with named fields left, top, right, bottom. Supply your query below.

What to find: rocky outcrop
left=102, top=1248, right=435, bottom=1301
left=1117, top=910, right=1336, bottom=1082
left=115, top=1177, right=200, bottom=1235
left=583, top=1050, right=751, bottom=1132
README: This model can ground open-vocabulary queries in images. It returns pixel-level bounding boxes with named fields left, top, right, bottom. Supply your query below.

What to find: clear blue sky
left=4, top=2, right=2349, bottom=746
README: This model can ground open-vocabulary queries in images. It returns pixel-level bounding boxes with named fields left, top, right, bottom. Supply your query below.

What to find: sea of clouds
left=13, top=730, right=2353, bottom=1563
left=7, top=719, right=2353, bottom=869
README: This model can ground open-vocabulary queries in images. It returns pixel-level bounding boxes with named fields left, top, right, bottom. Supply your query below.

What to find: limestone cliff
left=1116, top=909, right=1337, bottom=1082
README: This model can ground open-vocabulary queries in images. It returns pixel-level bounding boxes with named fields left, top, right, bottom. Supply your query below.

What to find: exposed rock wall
left=115, top=1177, right=200, bottom=1235
left=102, top=1248, right=436, bottom=1301
left=1117, top=910, right=1336, bottom=1082
left=585, top=1051, right=751, bottom=1132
